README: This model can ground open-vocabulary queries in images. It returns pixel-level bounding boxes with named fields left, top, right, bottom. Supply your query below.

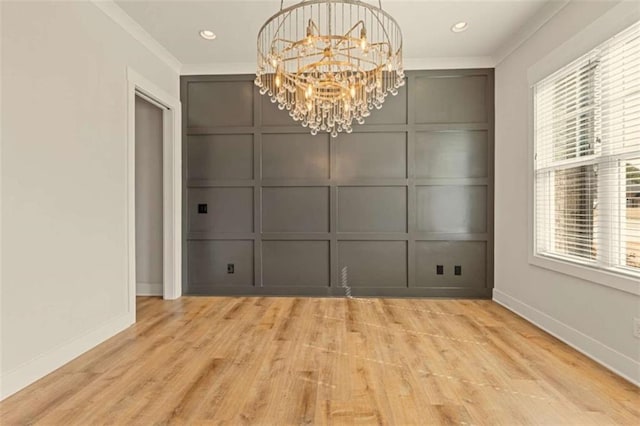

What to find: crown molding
left=527, top=0, right=640, bottom=86
left=90, top=0, right=182, bottom=74
left=181, top=62, right=257, bottom=76
left=181, top=56, right=496, bottom=76
left=492, top=0, right=570, bottom=67
left=403, top=56, right=495, bottom=70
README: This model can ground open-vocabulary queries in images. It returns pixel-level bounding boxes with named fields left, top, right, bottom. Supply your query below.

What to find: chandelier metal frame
left=255, top=0, right=404, bottom=136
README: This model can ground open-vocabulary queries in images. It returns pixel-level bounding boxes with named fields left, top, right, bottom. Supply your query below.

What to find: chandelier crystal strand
left=256, top=0, right=404, bottom=137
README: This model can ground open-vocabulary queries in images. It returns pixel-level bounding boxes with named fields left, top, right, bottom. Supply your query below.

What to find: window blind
left=534, top=20, right=640, bottom=276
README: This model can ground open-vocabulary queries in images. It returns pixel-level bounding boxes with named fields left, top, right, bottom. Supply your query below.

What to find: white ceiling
left=114, top=0, right=560, bottom=71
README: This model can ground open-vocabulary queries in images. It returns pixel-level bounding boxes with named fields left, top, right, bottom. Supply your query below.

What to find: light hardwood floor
left=1, top=297, right=638, bottom=425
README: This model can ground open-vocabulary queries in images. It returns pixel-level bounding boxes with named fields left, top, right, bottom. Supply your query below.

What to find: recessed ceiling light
left=199, top=30, right=217, bottom=40
left=451, top=22, right=468, bottom=33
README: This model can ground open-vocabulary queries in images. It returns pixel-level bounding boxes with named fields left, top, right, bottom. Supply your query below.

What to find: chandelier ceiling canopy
left=255, top=0, right=404, bottom=137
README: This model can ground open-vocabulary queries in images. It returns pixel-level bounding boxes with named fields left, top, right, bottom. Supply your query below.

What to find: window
left=534, top=21, right=640, bottom=279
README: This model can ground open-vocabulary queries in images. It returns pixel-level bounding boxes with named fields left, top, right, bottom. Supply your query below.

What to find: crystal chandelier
left=255, top=0, right=404, bottom=137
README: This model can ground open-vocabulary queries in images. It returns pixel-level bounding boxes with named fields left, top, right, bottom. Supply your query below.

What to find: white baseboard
left=0, top=312, right=133, bottom=400
left=493, top=289, right=640, bottom=387
left=136, top=282, right=162, bottom=296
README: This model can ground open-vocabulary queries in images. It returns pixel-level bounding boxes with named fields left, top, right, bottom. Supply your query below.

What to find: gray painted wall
left=180, top=69, right=494, bottom=297
left=135, top=96, right=163, bottom=292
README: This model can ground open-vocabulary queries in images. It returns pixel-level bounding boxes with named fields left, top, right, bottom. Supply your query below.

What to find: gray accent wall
left=181, top=69, right=494, bottom=298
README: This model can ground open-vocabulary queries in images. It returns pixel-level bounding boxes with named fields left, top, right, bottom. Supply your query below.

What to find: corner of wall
left=90, top=0, right=182, bottom=74
left=492, top=0, right=569, bottom=67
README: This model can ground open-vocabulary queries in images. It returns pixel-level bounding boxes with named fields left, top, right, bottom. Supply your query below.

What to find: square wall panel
left=262, top=133, right=329, bottom=179
left=188, top=240, right=254, bottom=286
left=261, top=95, right=297, bottom=126
left=338, top=241, right=407, bottom=287
left=415, top=241, right=486, bottom=288
left=188, top=187, right=253, bottom=233
left=417, top=186, right=487, bottom=233
left=414, top=75, right=487, bottom=124
left=262, top=187, right=329, bottom=232
left=415, top=131, right=488, bottom=178
left=336, top=132, right=406, bottom=179
left=262, top=241, right=330, bottom=287
left=338, top=187, right=407, bottom=232
left=364, top=83, right=407, bottom=124
left=187, top=81, right=253, bottom=127
left=188, top=134, right=253, bottom=180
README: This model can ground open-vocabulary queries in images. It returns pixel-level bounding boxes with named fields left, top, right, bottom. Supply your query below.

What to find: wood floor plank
left=1, top=297, right=638, bottom=425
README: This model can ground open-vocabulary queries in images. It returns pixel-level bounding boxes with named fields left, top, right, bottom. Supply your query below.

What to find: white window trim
left=527, top=3, right=640, bottom=297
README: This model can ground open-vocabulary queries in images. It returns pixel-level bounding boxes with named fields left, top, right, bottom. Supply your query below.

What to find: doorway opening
left=135, top=94, right=165, bottom=297
left=127, top=68, right=182, bottom=321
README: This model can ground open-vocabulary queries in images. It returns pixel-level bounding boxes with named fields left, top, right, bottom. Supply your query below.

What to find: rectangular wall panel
left=415, top=131, right=488, bottom=178
left=188, top=187, right=254, bottom=233
left=188, top=134, right=253, bottom=180
left=262, top=241, right=330, bottom=287
left=336, top=132, right=407, bottom=179
left=338, top=241, right=407, bottom=287
left=261, top=95, right=297, bottom=126
left=262, top=187, right=329, bottom=232
left=338, top=186, right=407, bottom=232
left=182, top=70, right=494, bottom=297
left=363, top=85, right=407, bottom=125
left=415, top=241, right=486, bottom=287
left=262, top=133, right=330, bottom=179
left=416, top=186, right=487, bottom=233
left=414, top=75, right=487, bottom=124
left=187, top=81, right=254, bottom=127
left=188, top=240, right=254, bottom=288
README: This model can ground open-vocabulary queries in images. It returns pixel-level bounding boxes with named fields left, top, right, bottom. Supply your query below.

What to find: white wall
left=1, top=1, right=178, bottom=398
left=495, top=0, right=640, bottom=385
left=135, top=96, right=164, bottom=296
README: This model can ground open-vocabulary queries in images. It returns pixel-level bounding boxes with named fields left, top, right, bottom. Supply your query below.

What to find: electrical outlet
left=634, top=318, right=640, bottom=339
left=454, top=265, right=462, bottom=276
left=227, top=263, right=235, bottom=274
left=436, top=265, right=444, bottom=275
left=197, top=203, right=208, bottom=214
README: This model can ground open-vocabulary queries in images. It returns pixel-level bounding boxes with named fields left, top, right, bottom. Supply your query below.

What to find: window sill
left=529, top=253, right=640, bottom=296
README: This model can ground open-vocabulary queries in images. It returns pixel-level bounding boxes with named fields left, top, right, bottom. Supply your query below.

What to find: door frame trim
left=127, top=67, right=182, bottom=317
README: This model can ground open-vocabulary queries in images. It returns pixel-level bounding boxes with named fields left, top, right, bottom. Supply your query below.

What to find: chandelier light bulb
left=306, top=22, right=314, bottom=44
left=360, top=28, right=368, bottom=50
